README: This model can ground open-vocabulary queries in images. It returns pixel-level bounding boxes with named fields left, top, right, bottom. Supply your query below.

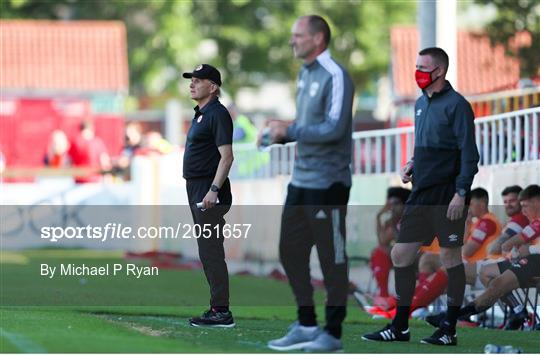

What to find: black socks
left=298, top=306, right=317, bottom=327
left=391, top=264, right=417, bottom=330
left=444, top=263, right=466, bottom=331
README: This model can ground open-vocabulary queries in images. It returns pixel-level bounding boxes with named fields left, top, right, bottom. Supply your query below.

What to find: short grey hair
left=210, top=81, right=220, bottom=97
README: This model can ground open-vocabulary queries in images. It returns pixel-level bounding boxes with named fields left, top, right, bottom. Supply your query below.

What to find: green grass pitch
left=1, top=249, right=539, bottom=353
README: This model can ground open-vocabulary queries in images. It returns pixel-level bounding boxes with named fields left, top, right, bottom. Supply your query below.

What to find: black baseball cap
left=182, top=64, right=222, bottom=86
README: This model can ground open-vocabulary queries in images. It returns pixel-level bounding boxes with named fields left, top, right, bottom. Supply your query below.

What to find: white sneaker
left=302, top=331, right=343, bottom=352
left=267, top=322, right=321, bottom=351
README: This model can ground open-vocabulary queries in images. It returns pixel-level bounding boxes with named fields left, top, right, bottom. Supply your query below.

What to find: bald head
left=290, top=15, right=330, bottom=63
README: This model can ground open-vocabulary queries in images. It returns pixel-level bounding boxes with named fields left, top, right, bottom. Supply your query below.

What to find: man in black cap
left=182, top=64, right=235, bottom=327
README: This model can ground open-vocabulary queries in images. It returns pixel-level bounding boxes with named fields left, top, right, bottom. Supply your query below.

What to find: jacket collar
left=423, top=80, right=453, bottom=99
left=303, top=48, right=331, bottom=69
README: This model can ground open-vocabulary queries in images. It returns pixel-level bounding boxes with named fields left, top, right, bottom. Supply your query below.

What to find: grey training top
left=286, top=49, right=355, bottom=189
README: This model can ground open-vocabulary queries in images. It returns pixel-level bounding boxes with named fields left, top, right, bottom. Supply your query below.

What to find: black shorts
left=397, top=183, right=468, bottom=248
left=498, top=255, right=540, bottom=288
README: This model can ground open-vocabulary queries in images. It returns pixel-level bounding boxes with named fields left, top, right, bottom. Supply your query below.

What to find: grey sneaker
left=302, top=331, right=343, bottom=352
left=268, top=322, right=321, bottom=351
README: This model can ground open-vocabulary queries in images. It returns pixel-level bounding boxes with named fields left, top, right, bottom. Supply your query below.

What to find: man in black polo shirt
left=182, top=64, right=235, bottom=327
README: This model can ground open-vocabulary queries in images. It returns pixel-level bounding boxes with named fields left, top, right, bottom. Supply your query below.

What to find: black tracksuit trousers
left=186, top=177, right=232, bottom=309
left=279, top=182, right=350, bottom=338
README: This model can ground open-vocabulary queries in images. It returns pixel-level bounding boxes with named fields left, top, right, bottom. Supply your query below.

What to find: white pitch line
left=101, top=315, right=271, bottom=350
left=0, top=327, right=47, bottom=353
left=237, top=340, right=267, bottom=349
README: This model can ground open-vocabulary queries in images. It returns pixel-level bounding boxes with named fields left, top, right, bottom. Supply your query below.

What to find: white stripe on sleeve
left=317, top=52, right=344, bottom=122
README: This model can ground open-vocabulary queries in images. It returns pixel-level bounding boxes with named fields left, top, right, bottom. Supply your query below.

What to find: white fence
left=231, top=107, right=540, bottom=179
left=475, top=107, right=539, bottom=166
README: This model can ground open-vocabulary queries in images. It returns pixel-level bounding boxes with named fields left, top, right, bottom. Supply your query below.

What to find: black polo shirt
left=183, top=97, right=233, bottom=179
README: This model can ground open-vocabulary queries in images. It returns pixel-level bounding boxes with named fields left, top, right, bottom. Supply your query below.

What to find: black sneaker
left=361, top=324, right=410, bottom=342
left=425, top=312, right=474, bottom=328
left=421, top=326, right=457, bottom=346
left=189, top=308, right=235, bottom=328
left=503, top=309, right=528, bottom=330
left=425, top=312, right=446, bottom=328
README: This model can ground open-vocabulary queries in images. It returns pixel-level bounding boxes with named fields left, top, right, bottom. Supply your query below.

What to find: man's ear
left=314, top=32, right=324, bottom=47
left=437, top=66, right=447, bottom=79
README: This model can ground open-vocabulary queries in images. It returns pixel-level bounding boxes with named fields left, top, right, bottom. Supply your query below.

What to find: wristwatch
left=210, top=184, right=220, bottom=192
left=456, top=188, right=467, bottom=197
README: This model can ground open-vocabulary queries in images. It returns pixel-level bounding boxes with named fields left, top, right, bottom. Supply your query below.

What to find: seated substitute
left=428, top=184, right=540, bottom=329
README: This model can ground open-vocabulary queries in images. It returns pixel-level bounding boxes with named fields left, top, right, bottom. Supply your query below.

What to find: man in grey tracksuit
left=267, top=15, right=354, bottom=352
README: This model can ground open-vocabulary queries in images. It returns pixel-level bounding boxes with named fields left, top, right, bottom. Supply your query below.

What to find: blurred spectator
left=228, top=104, right=257, bottom=143
left=137, top=131, right=173, bottom=155
left=227, top=105, right=269, bottom=177
left=113, top=122, right=143, bottom=180
left=488, top=185, right=529, bottom=255
left=370, top=187, right=410, bottom=298
left=68, top=119, right=111, bottom=183
left=123, top=122, right=143, bottom=158
left=462, top=188, right=502, bottom=262
left=44, top=129, right=71, bottom=167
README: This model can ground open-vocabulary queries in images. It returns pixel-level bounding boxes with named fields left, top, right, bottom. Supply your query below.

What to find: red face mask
left=415, top=67, right=438, bottom=89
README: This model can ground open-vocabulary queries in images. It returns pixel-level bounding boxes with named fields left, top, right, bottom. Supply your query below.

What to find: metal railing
left=231, top=107, right=540, bottom=179
left=475, top=107, right=539, bottom=166
left=468, top=87, right=540, bottom=117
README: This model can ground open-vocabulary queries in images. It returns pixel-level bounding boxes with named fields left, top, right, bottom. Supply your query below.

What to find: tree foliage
left=1, top=0, right=416, bottom=99
left=474, top=0, right=540, bottom=78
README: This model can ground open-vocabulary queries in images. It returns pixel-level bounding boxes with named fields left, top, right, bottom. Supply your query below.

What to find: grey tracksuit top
left=412, top=81, right=479, bottom=193
left=286, top=49, right=355, bottom=189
